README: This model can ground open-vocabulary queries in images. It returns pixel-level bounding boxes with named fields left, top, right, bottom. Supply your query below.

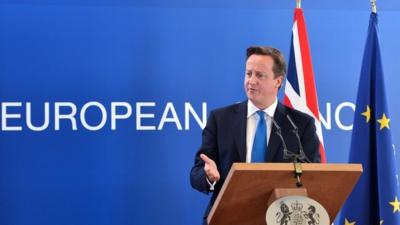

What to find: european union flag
left=339, top=13, right=400, bottom=225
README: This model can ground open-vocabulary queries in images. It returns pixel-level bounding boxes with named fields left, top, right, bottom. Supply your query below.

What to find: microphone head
left=270, top=116, right=281, bottom=131
left=286, top=114, right=298, bottom=130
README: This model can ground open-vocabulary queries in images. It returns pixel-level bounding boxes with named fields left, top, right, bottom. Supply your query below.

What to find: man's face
left=244, top=54, right=283, bottom=109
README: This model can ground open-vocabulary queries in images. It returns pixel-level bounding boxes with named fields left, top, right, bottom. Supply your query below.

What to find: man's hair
left=246, top=46, right=287, bottom=78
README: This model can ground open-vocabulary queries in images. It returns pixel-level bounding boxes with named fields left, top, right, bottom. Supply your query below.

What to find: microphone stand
left=286, top=115, right=312, bottom=163
left=286, top=114, right=314, bottom=187
left=271, top=115, right=310, bottom=188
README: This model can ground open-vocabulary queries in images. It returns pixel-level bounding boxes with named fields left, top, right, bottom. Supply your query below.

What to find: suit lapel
left=232, top=101, right=247, bottom=162
left=266, top=102, right=287, bottom=162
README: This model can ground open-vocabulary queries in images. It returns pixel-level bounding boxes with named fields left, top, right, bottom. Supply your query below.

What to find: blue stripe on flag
left=287, top=36, right=300, bottom=96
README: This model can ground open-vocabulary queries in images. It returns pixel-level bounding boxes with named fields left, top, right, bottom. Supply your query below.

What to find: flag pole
left=296, top=0, right=301, bottom=9
left=371, top=0, right=377, bottom=13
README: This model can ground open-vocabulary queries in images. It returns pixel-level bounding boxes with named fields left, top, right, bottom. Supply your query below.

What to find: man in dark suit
left=190, top=46, right=321, bottom=225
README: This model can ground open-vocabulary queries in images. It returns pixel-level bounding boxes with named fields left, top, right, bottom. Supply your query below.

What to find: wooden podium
left=207, top=163, right=362, bottom=225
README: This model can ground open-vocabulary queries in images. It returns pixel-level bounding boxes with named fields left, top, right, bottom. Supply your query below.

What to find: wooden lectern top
left=207, top=163, right=362, bottom=225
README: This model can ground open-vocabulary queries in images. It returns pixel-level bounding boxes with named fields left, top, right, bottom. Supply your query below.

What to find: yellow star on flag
left=389, top=196, right=400, bottom=213
left=345, top=218, right=356, bottom=225
left=377, top=113, right=390, bottom=130
left=361, top=105, right=371, bottom=122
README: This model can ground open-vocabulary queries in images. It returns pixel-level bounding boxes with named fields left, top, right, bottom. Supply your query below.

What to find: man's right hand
left=200, top=154, right=220, bottom=182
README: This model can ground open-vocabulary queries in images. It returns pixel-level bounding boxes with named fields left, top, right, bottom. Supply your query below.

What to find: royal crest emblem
left=266, top=196, right=329, bottom=225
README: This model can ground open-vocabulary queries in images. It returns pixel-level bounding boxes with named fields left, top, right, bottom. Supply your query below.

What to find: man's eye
left=257, top=73, right=268, bottom=79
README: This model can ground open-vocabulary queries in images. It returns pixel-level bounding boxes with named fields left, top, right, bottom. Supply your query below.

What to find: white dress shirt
left=246, top=99, right=278, bottom=163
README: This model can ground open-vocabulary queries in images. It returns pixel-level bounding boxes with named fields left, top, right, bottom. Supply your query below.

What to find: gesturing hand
left=200, top=154, right=220, bottom=182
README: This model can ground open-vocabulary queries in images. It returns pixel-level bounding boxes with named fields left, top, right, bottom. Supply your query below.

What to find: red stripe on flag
left=283, top=95, right=293, bottom=108
left=295, top=9, right=320, bottom=120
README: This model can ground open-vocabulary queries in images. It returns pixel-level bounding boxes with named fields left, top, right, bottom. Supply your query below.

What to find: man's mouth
left=248, top=87, right=257, bottom=92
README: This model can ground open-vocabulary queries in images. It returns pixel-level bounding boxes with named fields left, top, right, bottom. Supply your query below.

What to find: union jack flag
left=283, top=8, right=327, bottom=163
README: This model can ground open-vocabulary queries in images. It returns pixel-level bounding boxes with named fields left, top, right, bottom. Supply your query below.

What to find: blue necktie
left=251, top=111, right=267, bottom=162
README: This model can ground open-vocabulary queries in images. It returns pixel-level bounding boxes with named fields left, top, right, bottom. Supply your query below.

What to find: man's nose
left=248, top=74, right=258, bottom=84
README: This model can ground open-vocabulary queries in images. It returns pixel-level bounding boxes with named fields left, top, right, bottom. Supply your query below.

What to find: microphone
left=270, top=116, right=290, bottom=160
left=271, top=115, right=305, bottom=188
left=286, top=114, right=312, bottom=163
left=286, top=114, right=298, bottom=131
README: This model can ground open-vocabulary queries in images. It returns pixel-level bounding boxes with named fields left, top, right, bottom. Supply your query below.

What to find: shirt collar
left=247, top=98, right=278, bottom=119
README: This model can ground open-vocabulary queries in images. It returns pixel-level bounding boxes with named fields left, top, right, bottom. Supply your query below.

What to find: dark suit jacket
left=190, top=100, right=320, bottom=223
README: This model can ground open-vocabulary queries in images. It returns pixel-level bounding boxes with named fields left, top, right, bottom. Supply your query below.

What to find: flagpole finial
left=296, top=0, right=301, bottom=9
left=371, top=0, right=377, bottom=13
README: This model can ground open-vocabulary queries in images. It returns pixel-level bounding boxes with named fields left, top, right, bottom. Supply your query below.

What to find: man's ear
left=276, top=76, right=283, bottom=88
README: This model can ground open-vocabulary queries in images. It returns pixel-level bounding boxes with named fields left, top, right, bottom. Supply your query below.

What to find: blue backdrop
left=0, top=0, right=399, bottom=224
